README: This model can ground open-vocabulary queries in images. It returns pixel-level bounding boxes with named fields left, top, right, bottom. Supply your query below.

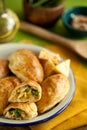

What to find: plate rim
left=0, top=43, right=76, bottom=126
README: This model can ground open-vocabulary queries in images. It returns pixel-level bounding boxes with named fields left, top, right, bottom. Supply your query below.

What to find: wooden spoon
left=20, top=21, right=87, bottom=60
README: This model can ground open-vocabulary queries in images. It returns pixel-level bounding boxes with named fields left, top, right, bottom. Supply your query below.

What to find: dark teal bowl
left=62, top=6, right=87, bottom=37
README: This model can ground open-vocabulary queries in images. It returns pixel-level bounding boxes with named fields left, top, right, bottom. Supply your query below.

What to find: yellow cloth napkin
left=20, top=40, right=87, bottom=130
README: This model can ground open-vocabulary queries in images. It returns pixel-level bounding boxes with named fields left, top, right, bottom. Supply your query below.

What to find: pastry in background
left=42, top=60, right=57, bottom=78
left=38, top=48, right=60, bottom=78
left=39, top=48, right=60, bottom=65
left=8, top=49, right=44, bottom=84
left=43, top=59, right=70, bottom=78
left=38, top=48, right=70, bottom=78
left=36, top=74, right=70, bottom=114
left=3, top=102, right=38, bottom=120
left=0, top=59, right=10, bottom=79
left=8, top=80, right=42, bottom=103
left=0, top=76, right=21, bottom=115
left=55, top=59, right=70, bottom=77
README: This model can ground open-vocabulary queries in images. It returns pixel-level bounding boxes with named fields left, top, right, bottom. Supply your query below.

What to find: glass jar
left=0, top=0, right=19, bottom=43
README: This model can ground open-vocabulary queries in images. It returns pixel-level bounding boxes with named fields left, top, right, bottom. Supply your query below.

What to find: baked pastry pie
left=0, top=59, right=10, bottom=79
left=8, top=80, right=42, bottom=103
left=0, top=76, right=21, bottom=115
left=36, top=74, right=70, bottom=113
left=8, top=49, right=44, bottom=83
left=39, top=48, right=60, bottom=78
left=39, top=48, right=60, bottom=65
left=42, top=60, right=57, bottom=78
left=55, top=59, right=70, bottom=77
left=39, top=49, right=70, bottom=78
left=3, top=102, right=38, bottom=120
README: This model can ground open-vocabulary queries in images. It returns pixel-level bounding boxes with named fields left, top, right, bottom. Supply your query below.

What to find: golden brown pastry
left=43, top=59, right=70, bottom=78
left=8, top=49, right=44, bottom=83
left=42, top=60, right=57, bottom=78
left=39, top=49, right=70, bottom=78
left=8, top=80, right=42, bottom=103
left=36, top=74, right=70, bottom=114
left=0, top=76, right=21, bottom=115
left=55, top=59, right=70, bottom=77
left=38, top=48, right=61, bottom=78
left=0, top=59, right=10, bottom=79
left=39, top=48, right=60, bottom=65
left=3, top=102, right=38, bottom=120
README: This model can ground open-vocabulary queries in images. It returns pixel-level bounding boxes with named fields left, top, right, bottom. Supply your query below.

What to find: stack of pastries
left=0, top=48, right=70, bottom=120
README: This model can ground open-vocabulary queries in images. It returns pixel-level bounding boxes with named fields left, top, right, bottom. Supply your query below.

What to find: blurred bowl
left=62, top=6, right=87, bottom=37
left=23, top=0, right=65, bottom=27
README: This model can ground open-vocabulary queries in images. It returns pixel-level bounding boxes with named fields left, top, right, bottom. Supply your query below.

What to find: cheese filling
left=5, top=108, right=26, bottom=120
left=17, top=85, right=39, bottom=100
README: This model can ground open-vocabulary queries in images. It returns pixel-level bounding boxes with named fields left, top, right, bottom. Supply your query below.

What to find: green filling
left=32, top=89, right=38, bottom=96
left=25, top=85, right=30, bottom=92
left=9, top=108, right=24, bottom=118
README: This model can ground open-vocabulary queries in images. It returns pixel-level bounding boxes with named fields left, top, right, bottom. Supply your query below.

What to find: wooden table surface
left=0, top=125, right=87, bottom=130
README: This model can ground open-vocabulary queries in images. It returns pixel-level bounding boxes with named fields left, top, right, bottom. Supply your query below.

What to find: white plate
left=0, top=43, right=76, bottom=126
